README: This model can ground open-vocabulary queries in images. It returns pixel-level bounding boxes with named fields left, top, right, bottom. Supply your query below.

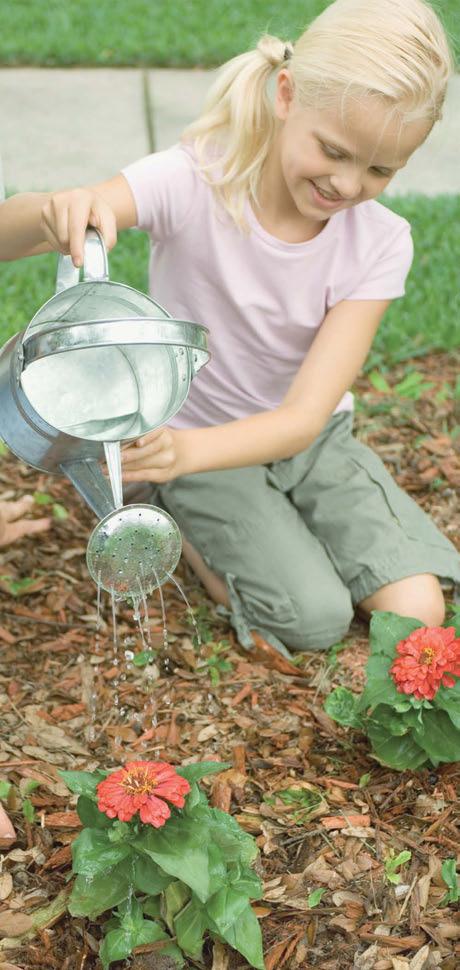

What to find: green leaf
left=72, top=828, right=132, bottom=877
left=0, top=440, right=9, bottom=456
left=368, top=611, right=423, bottom=659
left=308, top=888, right=326, bottom=908
left=133, top=816, right=220, bottom=902
left=99, top=928, right=132, bottom=969
left=208, top=898, right=265, bottom=970
left=368, top=369, right=391, bottom=393
left=33, top=491, right=53, bottom=505
left=68, top=863, right=132, bottom=919
left=59, top=769, right=108, bottom=798
left=22, top=798, right=35, bottom=823
left=52, top=502, right=68, bottom=520
left=174, top=895, right=207, bottom=960
left=440, top=858, right=460, bottom=905
left=207, top=885, right=253, bottom=933
left=359, top=773, right=371, bottom=788
left=164, top=880, right=191, bottom=932
left=76, top=795, right=113, bottom=829
left=433, top=681, right=460, bottom=729
left=132, top=649, right=157, bottom=666
left=366, top=719, right=427, bottom=771
left=385, top=850, right=412, bottom=884
left=229, top=865, right=263, bottom=899
left=0, top=780, right=12, bottom=800
left=441, top=858, right=459, bottom=891
left=132, top=852, right=173, bottom=895
left=143, top=897, right=162, bottom=918
left=206, top=807, right=259, bottom=869
left=21, top=778, right=40, bottom=796
left=176, top=762, right=231, bottom=784
left=413, top=709, right=460, bottom=763
left=324, top=687, right=363, bottom=728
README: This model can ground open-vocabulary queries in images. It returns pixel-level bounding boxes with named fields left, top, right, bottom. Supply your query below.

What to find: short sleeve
left=344, top=222, right=414, bottom=301
left=121, top=146, right=197, bottom=241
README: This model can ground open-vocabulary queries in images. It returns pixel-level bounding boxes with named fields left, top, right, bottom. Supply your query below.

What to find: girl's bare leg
left=358, top=573, right=445, bottom=627
left=181, top=536, right=230, bottom=608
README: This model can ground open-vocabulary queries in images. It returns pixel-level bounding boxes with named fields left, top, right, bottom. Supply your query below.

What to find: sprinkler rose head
left=86, top=504, right=182, bottom=599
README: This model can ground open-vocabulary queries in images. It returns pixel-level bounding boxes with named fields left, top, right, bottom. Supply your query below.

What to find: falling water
left=132, top=593, right=149, bottom=652
left=152, top=566, right=169, bottom=651
left=165, top=571, right=201, bottom=646
left=110, top=591, right=121, bottom=736
left=104, top=441, right=123, bottom=509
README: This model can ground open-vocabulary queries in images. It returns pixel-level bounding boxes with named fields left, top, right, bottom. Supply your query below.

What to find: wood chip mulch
left=0, top=351, right=459, bottom=970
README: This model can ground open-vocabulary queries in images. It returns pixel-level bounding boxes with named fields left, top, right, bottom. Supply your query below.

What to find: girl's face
left=272, top=71, right=431, bottom=222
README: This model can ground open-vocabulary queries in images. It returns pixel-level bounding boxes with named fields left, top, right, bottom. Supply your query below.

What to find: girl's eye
left=321, top=144, right=344, bottom=160
left=371, top=167, right=393, bottom=178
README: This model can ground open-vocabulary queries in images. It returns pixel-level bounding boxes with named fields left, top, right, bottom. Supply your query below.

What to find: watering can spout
left=60, top=458, right=115, bottom=520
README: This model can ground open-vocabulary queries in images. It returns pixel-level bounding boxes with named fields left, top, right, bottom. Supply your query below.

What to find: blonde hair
left=182, top=0, right=454, bottom=228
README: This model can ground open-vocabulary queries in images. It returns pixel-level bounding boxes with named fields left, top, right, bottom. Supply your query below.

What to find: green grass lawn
left=0, top=0, right=458, bottom=66
left=1, top=194, right=459, bottom=370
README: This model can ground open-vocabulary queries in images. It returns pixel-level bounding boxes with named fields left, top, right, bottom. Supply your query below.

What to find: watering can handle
left=55, top=227, right=109, bottom=293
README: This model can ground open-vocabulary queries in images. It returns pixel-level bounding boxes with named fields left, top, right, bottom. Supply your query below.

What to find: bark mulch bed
left=0, top=352, right=459, bottom=970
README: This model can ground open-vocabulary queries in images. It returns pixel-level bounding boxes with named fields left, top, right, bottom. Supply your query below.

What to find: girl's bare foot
left=0, top=803, right=16, bottom=848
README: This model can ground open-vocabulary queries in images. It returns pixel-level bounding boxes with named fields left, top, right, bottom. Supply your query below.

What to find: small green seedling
left=384, top=849, right=412, bottom=885
left=191, top=604, right=215, bottom=646
left=440, top=859, right=460, bottom=906
left=265, top=787, right=324, bottom=825
left=359, top=772, right=372, bottom=788
left=22, top=799, right=36, bottom=824
left=0, top=780, right=12, bottom=800
left=0, top=575, right=38, bottom=596
left=200, top=640, right=233, bottom=686
left=132, top=649, right=157, bottom=667
left=307, top=888, right=326, bottom=908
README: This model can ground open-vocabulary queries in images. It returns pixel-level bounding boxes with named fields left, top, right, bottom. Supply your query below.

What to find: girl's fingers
left=0, top=516, right=51, bottom=547
left=0, top=495, right=34, bottom=522
left=67, top=204, right=94, bottom=266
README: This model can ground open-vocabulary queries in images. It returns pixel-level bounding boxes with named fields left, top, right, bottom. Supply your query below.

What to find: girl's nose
left=330, top=171, right=362, bottom=200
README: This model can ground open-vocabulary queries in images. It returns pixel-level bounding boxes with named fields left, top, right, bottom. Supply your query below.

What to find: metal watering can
left=0, top=229, right=209, bottom=599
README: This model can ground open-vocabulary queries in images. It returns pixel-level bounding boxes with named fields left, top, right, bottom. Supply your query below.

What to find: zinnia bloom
left=96, top=760, right=190, bottom=827
left=390, top=626, right=460, bottom=701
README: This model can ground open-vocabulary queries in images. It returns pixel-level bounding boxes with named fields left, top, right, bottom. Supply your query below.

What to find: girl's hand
left=40, top=188, right=118, bottom=267
left=0, top=496, right=51, bottom=547
left=121, top=428, right=185, bottom=484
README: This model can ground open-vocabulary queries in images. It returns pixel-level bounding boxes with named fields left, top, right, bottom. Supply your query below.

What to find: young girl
left=1, top=0, right=459, bottom=657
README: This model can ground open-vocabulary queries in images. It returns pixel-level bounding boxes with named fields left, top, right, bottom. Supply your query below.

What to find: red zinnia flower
left=96, top=760, right=191, bottom=827
left=390, top=626, right=460, bottom=701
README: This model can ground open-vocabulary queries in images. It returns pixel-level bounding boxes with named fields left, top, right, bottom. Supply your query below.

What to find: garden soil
left=0, top=352, right=459, bottom=970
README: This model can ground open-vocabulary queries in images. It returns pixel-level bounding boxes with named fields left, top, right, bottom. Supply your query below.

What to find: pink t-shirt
left=122, top=145, right=413, bottom=429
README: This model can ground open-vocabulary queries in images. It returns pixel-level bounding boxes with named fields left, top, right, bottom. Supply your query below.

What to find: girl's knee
left=360, top=574, right=446, bottom=628
left=243, top=583, right=354, bottom=653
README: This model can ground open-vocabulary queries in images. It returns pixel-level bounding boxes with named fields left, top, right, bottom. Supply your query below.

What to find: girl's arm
left=0, top=174, right=137, bottom=263
left=121, top=297, right=391, bottom=481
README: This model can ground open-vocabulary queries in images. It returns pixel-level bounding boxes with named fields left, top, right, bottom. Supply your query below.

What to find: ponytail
left=182, top=35, right=292, bottom=229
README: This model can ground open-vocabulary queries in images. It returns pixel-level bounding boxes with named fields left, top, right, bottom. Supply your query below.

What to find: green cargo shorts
left=158, top=411, right=460, bottom=655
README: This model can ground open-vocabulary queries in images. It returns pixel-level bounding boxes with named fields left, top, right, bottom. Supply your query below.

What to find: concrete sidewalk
left=0, top=66, right=459, bottom=196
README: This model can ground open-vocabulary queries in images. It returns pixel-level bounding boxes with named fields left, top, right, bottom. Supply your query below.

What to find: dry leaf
left=0, top=911, right=33, bottom=936
left=354, top=944, right=380, bottom=969
left=409, top=945, right=433, bottom=970
left=0, top=874, right=13, bottom=901
left=212, top=940, right=229, bottom=970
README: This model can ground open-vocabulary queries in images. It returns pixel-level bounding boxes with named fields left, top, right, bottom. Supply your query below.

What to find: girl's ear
left=274, top=69, right=295, bottom=121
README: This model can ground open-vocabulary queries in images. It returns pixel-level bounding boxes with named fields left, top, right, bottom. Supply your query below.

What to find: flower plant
left=59, top=760, right=265, bottom=969
left=324, top=610, right=460, bottom=771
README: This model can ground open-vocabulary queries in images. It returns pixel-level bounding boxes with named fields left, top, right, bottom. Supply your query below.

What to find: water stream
left=104, top=441, right=123, bottom=509
left=166, top=571, right=201, bottom=646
